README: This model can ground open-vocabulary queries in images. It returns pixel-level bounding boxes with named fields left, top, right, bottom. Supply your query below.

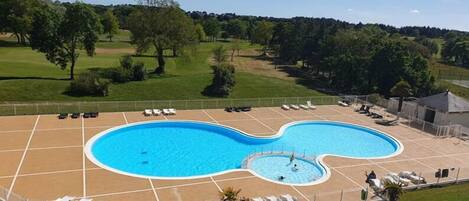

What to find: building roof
left=418, top=91, right=469, bottom=113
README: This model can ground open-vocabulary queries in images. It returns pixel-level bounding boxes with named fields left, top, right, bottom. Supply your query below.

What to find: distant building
left=388, top=91, right=469, bottom=136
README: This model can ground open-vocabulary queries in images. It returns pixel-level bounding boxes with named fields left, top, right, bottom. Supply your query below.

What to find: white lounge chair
left=79, top=199, right=92, bottom=201
left=162, top=109, right=171, bottom=115
left=299, top=104, right=309, bottom=110
left=152, top=109, right=162, bottom=116
left=265, top=196, right=280, bottom=201
left=144, top=109, right=152, bottom=116
left=369, top=178, right=384, bottom=194
left=168, top=108, right=176, bottom=115
left=252, top=198, right=265, bottom=201
left=306, top=101, right=317, bottom=110
left=280, top=194, right=297, bottom=201
left=382, top=175, right=399, bottom=184
left=281, top=105, right=290, bottom=110
left=290, top=104, right=300, bottom=110
left=338, top=101, right=349, bottom=107
left=55, top=196, right=76, bottom=201
left=399, top=171, right=426, bottom=184
left=388, top=172, right=411, bottom=186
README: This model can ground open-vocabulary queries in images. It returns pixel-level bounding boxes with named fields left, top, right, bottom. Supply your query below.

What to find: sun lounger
left=299, top=104, right=309, bottom=110
left=79, top=199, right=92, bottom=201
left=55, top=196, right=76, bottom=201
left=399, top=171, right=426, bottom=184
left=338, top=101, right=349, bottom=107
left=169, top=108, right=176, bottom=115
left=225, top=107, right=234, bottom=112
left=58, top=113, right=68, bottom=119
left=388, top=172, right=411, bottom=186
left=83, top=112, right=91, bottom=118
left=162, top=109, right=171, bottom=115
left=241, top=106, right=252, bottom=112
left=355, top=104, right=366, bottom=112
left=71, top=113, right=80, bottom=119
left=90, top=112, right=98, bottom=118
left=382, top=175, right=399, bottom=184
left=306, top=101, right=316, bottom=110
left=265, top=196, right=280, bottom=201
left=376, top=117, right=399, bottom=126
left=252, top=198, right=265, bottom=201
left=152, top=109, right=162, bottom=116
left=280, top=194, right=297, bottom=201
left=290, top=104, right=300, bottom=110
left=144, top=109, right=152, bottom=116
left=281, top=105, right=290, bottom=110
left=370, top=178, right=384, bottom=191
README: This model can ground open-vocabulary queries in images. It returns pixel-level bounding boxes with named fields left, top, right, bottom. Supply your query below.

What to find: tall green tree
left=251, top=20, right=274, bottom=55
left=128, top=2, right=196, bottom=74
left=203, top=18, right=221, bottom=42
left=0, top=0, right=41, bottom=44
left=391, top=80, right=413, bottom=113
left=212, top=45, right=227, bottom=67
left=101, top=9, right=119, bottom=42
left=226, top=19, right=247, bottom=39
left=29, top=3, right=102, bottom=80
left=194, top=23, right=206, bottom=42
left=230, top=39, right=241, bottom=62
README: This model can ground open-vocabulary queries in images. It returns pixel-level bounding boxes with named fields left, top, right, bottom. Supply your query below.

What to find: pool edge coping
left=84, top=119, right=404, bottom=187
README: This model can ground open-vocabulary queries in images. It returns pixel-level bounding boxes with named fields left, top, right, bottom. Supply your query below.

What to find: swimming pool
left=247, top=154, right=324, bottom=185
left=85, top=120, right=402, bottom=185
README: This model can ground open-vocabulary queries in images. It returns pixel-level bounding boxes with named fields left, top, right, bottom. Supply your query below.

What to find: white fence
left=0, top=96, right=367, bottom=116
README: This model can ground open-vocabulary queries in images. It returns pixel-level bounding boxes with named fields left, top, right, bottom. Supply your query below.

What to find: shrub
left=70, top=72, right=110, bottom=96
left=111, top=55, right=146, bottom=83
left=203, top=63, right=236, bottom=97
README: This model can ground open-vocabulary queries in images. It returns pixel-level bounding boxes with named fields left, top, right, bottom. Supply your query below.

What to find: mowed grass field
left=0, top=31, right=323, bottom=103
left=401, top=183, right=469, bottom=201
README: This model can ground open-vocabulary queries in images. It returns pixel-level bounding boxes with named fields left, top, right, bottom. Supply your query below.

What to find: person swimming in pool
left=279, top=176, right=285, bottom=181
left=292, top=164, right=299, bottom=172
left=289, top=153, right=295, bottom=164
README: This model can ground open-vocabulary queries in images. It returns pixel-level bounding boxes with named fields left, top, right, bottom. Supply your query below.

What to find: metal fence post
left=35, top=104, right=39, bottom=114
left=340, top=189, right=344, bottom=201
left=456, top=168, right=460, bottom=184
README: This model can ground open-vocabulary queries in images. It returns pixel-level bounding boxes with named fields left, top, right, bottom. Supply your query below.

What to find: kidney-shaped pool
left=85, top=121, right=402, bottom=185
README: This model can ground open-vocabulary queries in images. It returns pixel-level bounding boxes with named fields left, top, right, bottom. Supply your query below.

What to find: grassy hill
left=0, top=31, right=324, bottom=103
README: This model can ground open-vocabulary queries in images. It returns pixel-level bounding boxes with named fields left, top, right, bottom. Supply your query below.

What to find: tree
left=203, top=18, right=221, bottom=42
left=194, top=23, right=206, bottom=42
left=0, top=0, right=41, bottom=45
left=230, top=39, right=241, bottom=62
left=101, top=9, right=119, bottom=42
left=383, top=181, right=404, bottom=201
left=226, top=19, right=247, bottom=39
left=128, top=3, right=196, bottom=74
left=218, top=187, right=241, bottom=201
left=212, top=45, right=228, bottom=67
left=391, top=80, right=412, bottom=113
left=29, top=3, right=102, bottom=80
left=251, top=20, right=274, bottom=55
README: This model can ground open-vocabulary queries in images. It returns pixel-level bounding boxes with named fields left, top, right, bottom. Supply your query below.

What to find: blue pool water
left=87, top=121, right=400, bottom=180
left=249, top=155, right=324, bottom=184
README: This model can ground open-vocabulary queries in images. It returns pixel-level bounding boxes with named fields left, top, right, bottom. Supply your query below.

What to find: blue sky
left=62, top=0, right=469, bottom=31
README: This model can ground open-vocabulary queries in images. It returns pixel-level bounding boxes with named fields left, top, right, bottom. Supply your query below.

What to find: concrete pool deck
left=1, top=105, right=469, bottom=201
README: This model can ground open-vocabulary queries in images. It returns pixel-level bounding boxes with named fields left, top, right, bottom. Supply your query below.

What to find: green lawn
left=401, top=183, right=469, bottom=201
left=0, top=31, right=323, bottom=103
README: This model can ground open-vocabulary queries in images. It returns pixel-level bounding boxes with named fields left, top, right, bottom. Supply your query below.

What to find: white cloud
left=410, top=9, right=420, bottom=14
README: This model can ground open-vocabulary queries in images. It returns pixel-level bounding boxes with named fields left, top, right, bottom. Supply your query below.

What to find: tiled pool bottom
left=0, top=106, right=469, bottom=201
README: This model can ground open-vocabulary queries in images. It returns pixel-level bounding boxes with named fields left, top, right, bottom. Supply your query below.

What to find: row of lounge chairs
left=58, top=112, right=98, bottom=119
left=253, top=194, right=297, bottom=201
left=144, top=109, right=176, bottom=116
left=54, top=196, right=91, bottom=201
left=370, top=171, right=426, bottom=194
left=225, top=106, right=252, bottom=112
left=282, top=101, right=316, bottom=111
left=338, top=100, right=351, bottom=107
left=355, top=104, right=399, bottom=126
